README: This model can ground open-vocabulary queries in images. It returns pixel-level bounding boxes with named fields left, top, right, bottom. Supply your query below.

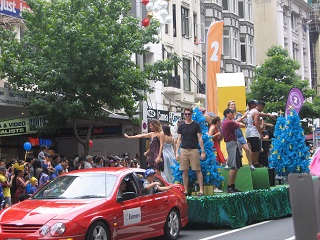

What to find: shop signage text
left=0, top=0, right=31, bottom=18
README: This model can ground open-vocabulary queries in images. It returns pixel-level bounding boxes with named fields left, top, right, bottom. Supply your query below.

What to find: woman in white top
left=162, top=125, right=175, bottom=183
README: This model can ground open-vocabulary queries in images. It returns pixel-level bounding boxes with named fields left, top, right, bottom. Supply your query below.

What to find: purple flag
left=285, top=88, right=304, bottom=117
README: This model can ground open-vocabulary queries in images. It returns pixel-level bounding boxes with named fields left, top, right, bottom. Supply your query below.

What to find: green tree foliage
left=248, top=45, right=320, bottom=127
left=0, top=0, right=179, bottom=154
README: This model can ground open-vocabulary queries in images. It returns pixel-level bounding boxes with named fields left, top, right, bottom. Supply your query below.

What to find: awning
left=305, top=134, right=313, bottom=140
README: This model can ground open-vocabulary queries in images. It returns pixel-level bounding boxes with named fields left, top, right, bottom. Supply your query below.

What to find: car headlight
left=39, top=223, right=66, bottom=236
left=39, top=225, right=50, bottom=236
left=50, top=222, right=66, bottom=236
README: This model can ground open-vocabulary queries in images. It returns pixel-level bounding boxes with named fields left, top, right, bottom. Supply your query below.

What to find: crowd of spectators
left=0, top=147, right=141, bottom=208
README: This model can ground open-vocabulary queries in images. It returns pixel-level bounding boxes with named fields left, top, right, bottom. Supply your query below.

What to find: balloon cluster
left=142, top=0, right=172, bottom=27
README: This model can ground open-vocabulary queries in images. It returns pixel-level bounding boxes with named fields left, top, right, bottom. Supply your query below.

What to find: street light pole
left=136, top=0, right=147, bottom=169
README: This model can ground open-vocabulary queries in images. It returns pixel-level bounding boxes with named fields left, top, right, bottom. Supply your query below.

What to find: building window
left=248, top=36, right=254, bottom=64
left=291, top=13, right=298, bottom=30
left=247, top=0, right=252, bottom=21
left=292, top=42, right=299, bottom=59
left=284, top=37, right=288, bottom=49
left=240, top=35, right=246, bottom=62
left=173, top=4, right=176, bottom=37
left=193, top=13, right=197, bottom=43
left=223, top=28, right=230, bottom=57
left=238, top=0, right=244, bottom=19
left=233, top=29, right=238, bottom=59
left=181, top=7, right=190, bottom=38
left=183, top=58, right=191, bottom=91
left=222, top=0, right=229, bottom=11
left=231, top=0, right=237, bottom=14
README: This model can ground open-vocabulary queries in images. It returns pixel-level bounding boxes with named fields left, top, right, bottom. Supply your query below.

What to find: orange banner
left=206, top=21, right=224, bottom=114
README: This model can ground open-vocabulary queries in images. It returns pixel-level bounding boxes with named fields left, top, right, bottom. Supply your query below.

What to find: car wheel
left=164, top=209, right=181, bottom=240
left=86, top=221, right=109, bottom=240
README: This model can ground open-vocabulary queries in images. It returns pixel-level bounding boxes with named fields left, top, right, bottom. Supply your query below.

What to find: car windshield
left=32, top=173, right=117, bottom=199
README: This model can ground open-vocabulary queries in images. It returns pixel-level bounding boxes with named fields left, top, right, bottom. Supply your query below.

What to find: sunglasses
left=184, top=113, right=192, bottom=116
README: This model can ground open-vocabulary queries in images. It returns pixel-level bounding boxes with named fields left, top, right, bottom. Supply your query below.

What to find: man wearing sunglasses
left=175, top=107, right=206, bottom=196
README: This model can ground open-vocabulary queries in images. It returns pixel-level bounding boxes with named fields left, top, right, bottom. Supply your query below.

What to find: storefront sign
left=0, top=116, right=44, bottom=136
left=169, top=112, right=183, bottom=124
left=0, top=0, right=31, bottom=18
left=147, top=108, right=157, bottom=120
left=158, top=110, right=169, bottom=122
left=56, top=126, right=123, bottom=137
left=28, top=137, right=52, bottom=147
left=0, top=87, right=29, bottom=107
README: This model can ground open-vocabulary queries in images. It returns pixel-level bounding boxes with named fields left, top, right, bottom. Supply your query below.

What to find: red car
left=0, top=168, right=188, bottom=240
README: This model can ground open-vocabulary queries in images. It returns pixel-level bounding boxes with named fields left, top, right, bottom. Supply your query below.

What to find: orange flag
left=206, top=21, right=224, bottom=114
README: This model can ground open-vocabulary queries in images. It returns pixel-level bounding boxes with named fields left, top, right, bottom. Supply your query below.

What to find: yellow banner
left=206, top=21, right=224, bottom=114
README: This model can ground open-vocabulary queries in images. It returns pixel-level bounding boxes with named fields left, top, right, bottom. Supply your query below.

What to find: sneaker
left=232, top=188, right=242, bottom=192
left=226, top=188, right=234, bottom=193
left=224, top=165, right=230, bottom=170
left=214, top=188, right=223, bottom=193
left=254, top=164, right=264, bottom=168
left=250, top=165, right=256, bottom=171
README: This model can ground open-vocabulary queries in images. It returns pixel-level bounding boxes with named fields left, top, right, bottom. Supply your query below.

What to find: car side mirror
left=117, top=192, right=136, bottom=202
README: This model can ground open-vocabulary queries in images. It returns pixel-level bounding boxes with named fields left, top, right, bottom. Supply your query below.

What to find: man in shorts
left=246, top=100, right=265, bottom=168
left=175, top=107, right=206, bottom=196
left=221, top=108, right=246, bottom=193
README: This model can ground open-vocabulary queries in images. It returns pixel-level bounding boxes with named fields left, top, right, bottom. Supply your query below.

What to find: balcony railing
left=164, top=75, right=181, bottom=89
left=198, top=81, right=206, bottom=94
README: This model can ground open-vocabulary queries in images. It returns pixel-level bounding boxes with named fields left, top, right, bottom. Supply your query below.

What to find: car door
left=114, top=173, right=149, bottom=240
left=145, top=176, right=171, bottom=231
left=134, top=171, right=171, bottom=232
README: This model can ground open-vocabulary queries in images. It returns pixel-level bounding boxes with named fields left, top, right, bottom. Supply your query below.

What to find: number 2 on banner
left=210, top=41, right=219, bottom=62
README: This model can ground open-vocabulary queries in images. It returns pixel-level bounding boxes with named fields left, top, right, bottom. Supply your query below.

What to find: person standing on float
left=124, top=120, right=164, bottom=173
left=175, top=107, right=206, bottom=196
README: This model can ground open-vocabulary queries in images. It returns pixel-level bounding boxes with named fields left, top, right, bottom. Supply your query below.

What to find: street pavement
left=148, top=216, right=295, bottom=240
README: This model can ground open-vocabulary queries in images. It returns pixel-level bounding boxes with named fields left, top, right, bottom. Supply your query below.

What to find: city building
left=253, top=0, right=312, bottom=86
left=201, top=0, right=255, bottom=89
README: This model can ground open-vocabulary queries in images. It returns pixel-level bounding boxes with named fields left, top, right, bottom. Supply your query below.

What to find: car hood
left=0, top=198, right=104, bottom=225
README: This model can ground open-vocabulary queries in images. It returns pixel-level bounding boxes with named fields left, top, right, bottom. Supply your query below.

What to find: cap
left=86, top=155, right=93, bottom=160
left=0, top=166, right=6, bottom=172
left=247, top=99, right=258, bottom=106
left=145, top=169, right=156, bottom=177
left=206, top=112, right=216, bottom=117
left=114, top=156, right=121, bottom=161
left=40, top=145, right=49, bottom=150
left=30, top=177, right=37, bottom=184
left=123, top=153, right=129, bottom=157
left=257, top=100, right=266, bottom=106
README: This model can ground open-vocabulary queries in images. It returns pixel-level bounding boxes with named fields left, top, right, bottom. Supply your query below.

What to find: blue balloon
left=23, top=142, right=32, bottom=151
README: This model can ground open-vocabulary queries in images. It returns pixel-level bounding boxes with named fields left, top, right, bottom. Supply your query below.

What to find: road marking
left=197, top=221, right=271, bottom=240
left=285, top=237, right=295, bottom=240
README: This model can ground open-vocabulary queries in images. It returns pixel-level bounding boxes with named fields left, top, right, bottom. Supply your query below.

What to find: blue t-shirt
left=29, top=186, right=38, bottom=194
left=55, top=164, right=63, bottom=176
left=39, top=173, right=50, bottom=186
